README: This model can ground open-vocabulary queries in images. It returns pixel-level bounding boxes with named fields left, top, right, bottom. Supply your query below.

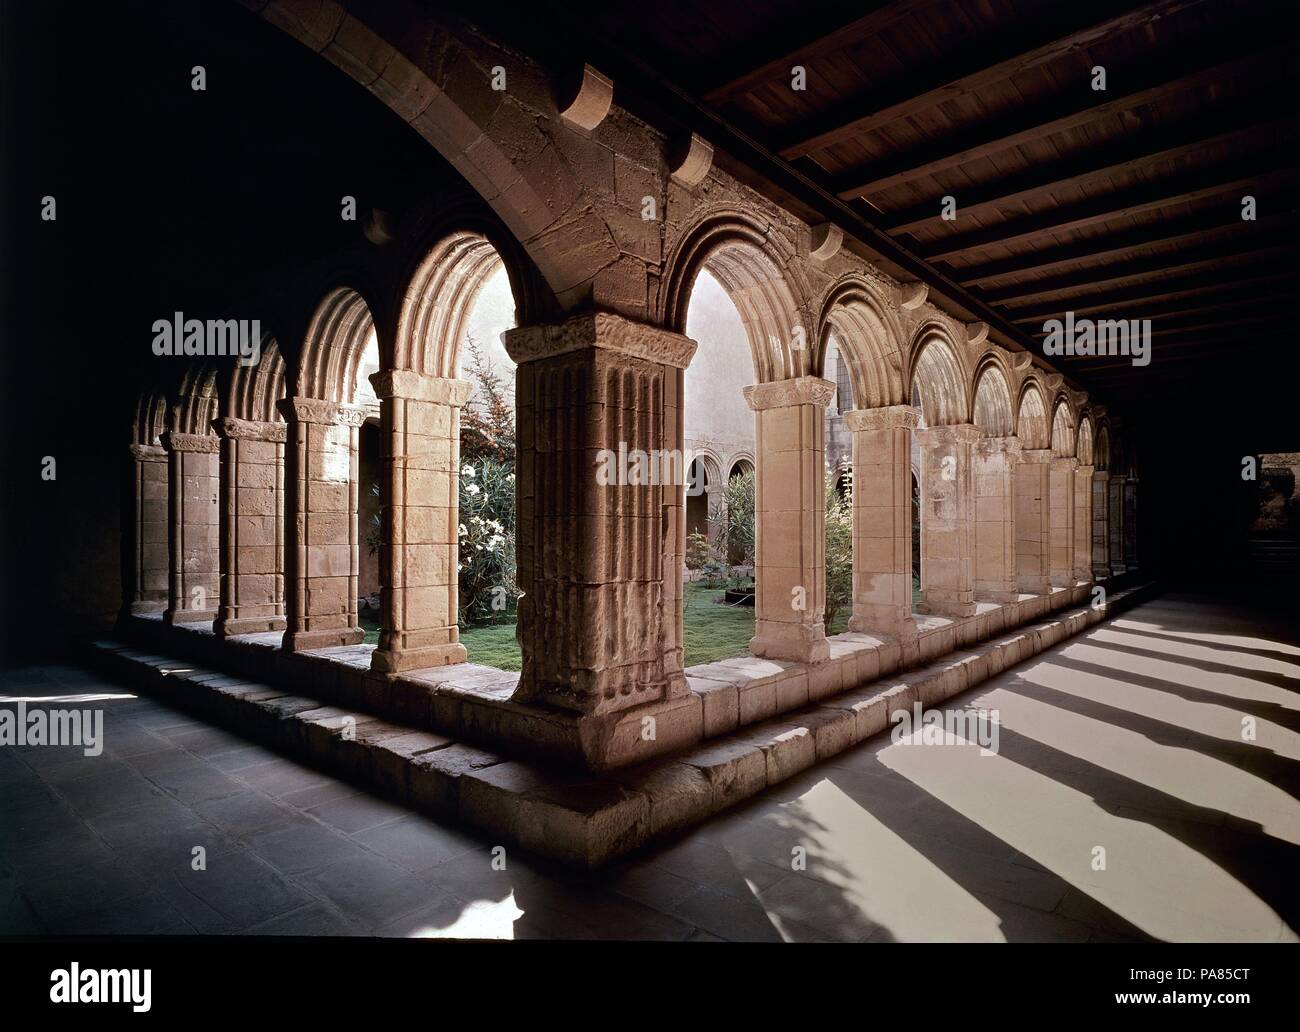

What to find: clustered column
left=504, top=312, right=696, bottom=717
left=1049, top=456, right=1078, bottom=588
left=212, top=417, right=286, bottom=637
left=279, top=397, right=364, bottom=650
left=844, top=405, right=920, bottom=643
left=915, top=423, right=980, bottom=617
left=369, top=370, right=472, bottom=673
left=973, top=435, right=1020, bottom=603
left=1091, top=467, right=1111, bottom=579
left=744, top=376, right=834, bottom=664
left=1108, top=472, right=1128, bottom=577
left=125, top=443, right=170, bottom=616
left=161, top=431, right=220, bottom=624
left=1073, top=463, right=1094, bottom=583
left=1015, top=448, right=1052, bottom=594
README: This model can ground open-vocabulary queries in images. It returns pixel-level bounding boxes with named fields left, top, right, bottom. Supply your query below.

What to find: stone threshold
left=120, top=582, right=1104, bottom=771
left=88, top=581, right=1155, bottom=869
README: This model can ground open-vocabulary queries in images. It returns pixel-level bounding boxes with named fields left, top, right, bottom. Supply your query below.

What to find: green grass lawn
left=359, top=577, right=920, bottom=672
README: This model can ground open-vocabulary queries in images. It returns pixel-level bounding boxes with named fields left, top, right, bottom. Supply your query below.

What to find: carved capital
left=842, top=404, right=921, bottom=432
left=161, top=431, right=219, bottom=454
left=128, top=443, right=167, bottom=462
left=915, top=423, right=980, bottom=446
left=1076, top=464, right=1095, bottom=476
left=743, top=375, right=835, bottom=412
left=1019, top=448, right=1054, bottom=464
left=369, top=369, right=473, bottom=407
left=212, top=417, right=287, bottom=442
left=1051, top=456, right=1080, bottom=470
left=503, top=311, right=697, bottom=369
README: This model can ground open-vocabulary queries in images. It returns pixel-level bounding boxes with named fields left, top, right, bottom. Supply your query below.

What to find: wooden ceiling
left=461, top=0, right=1300, bottom=404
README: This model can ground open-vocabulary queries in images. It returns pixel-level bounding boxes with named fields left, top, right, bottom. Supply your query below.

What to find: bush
left=824, top=468, right=853, bottom=629
left=458, top=457, right=517, bottom=626
left=685, top=530, right=710, bottom=571
left=713, top=469, right=755, bottom=569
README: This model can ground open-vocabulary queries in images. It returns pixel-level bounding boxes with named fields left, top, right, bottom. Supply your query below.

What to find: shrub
left=713, top=469, right=755, bottom=569
left=824, top=468, right=853, bottom=629
left=685, top=530, right=710, bottom=571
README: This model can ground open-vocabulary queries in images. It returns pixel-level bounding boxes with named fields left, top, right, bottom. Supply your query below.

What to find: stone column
left=1015, top=448, right=1052, bottom=594
left=161, top=431, right=220, bottom=624
left=1124, top=476, right=1139, bottom=572
left=844, top=405, right=920, bottom=642
left=1091, top=469, right=1111, bottom=578
left=1109, top=473, right=1128, bottom=577
left=504, top=312, right=696, bottom=716
left=915, top=423, right=979, bottom=617
left=744, top=376, right=834, bottom=664
left=368, top=370, right=472, bottom=673
left=125, top=443, right=169, bottom=615
left=973, top=435, right=1020, bottom=603
left=279, top=397, right=365, bottom=651
left=1073, top=463, right=1094, bottom=583
left=212, top=417, right=286, bottom=637
left=1049, top=456, right=1078, bottom=588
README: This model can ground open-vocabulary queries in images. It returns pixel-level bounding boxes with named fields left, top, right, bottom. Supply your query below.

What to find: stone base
left=164, top=608, right=217, bottom=625
left=371, top=642, right=468, bottom=673
left=748, top=632, right=831, bottom=665
left=128, top=601, right=167, bottom=616
left=975, top=590, right=1019, bottom=605
left=284, top=627, right=365, bottom=651
left=215, top=615, right=287, bottom=637
left=89, top=580, right=1156, bottom=868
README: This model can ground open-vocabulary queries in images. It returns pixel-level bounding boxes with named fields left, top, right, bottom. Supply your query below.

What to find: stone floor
left=3, top=590, right=1298, bottom=941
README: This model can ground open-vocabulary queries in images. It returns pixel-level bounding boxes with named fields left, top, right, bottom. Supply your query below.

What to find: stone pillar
left=161, top=431, right=220, bottom=624
left=368, top=370, right=472, bottom=673
left=125, top=443, right=170, bottom=615
left=844, top=405, right=920, bottom=642
left=1015, top=448, right=1052, bottom=594
left=1124, top=476, right=1139, bottom=572
left=1049, top=456, right=1078, bottom=588
left=915, top=423, right=979, bottom=617
left=1109, top=473, right=1128, bottom=577
left=1073, top=463, right=1094, bottom=583
left=212, top=417, right=286, bottom=637
left=279, top=397, right=365, bottom=651
left=973, top=435, right=1020, bottom=603
left=1091, top=469, right=1111, bottom=578
left=744, top=376, right=834, bottom=664
left=504, top=312, right=696, bottom=716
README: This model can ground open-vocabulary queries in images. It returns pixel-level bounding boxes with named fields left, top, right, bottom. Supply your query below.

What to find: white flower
left=466, top=483, right=481, bottom=495
left=462, top=464, right=476, bottom=477
left=458, top=524, right=468, bottom=537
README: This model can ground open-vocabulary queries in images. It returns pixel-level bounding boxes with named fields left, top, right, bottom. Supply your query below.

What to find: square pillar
left=915, top=423, right=979, bottom=618
left=744, top=376, right=835, bottom=664
left=279, top=397, right=365, bottom=651
left=1091, top=469, right=1111, bottom=578
left=1109, top=474, right=1128, bottom=577
left=125, top=443, right=169, bottom=615
left=368, top=370, right=472, bottom=673
left=212, top=417, right=286, bottom=637
left=844, top=405, right=920, bottom=642
left=504, top=312, right=696, bottom=717
left=161, top=431, right=220, bottom=624
left=1124, top=476, right=1139, bottom=572
left=1015, top=448, right=1052, bottom=594
left=1073, top=463, right=1094, bottom=583
left=973, top=435, right=1020, bottom=603
left=1049, top=456, right=1078, bottom=588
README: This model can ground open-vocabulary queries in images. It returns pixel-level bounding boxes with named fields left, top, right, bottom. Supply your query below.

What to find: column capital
left=975, top=434, right=1022, bottom=457
left=1051, top=456, right=1080, bottom=471
left=915, top=422, right=980, bottom=446
left=128, top=443, right=167, bottom=462
left=743, top=375, right=835, bottom=411
left=368, top=369, right=473, bottom=406
left=843, top=404, right=921, bottom=432
left=277, top=396, right=366, bottom=427
left=1075, top=463, right=1095, bottom=476
left=211, top=416, right=287, bottom=442
left=1093, top=468, right=1111, bottom=481
left=160, top=431, right=219, bottom=454
left=1019, top=448, right=1053, bottom=464
left=503, top=311, right=697, bottom=369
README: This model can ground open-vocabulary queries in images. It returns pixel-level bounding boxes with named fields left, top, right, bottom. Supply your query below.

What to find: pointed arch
left=817, top=274, right=906, bottom=409
left=296, top=287, right=377, bottom=404
left=1051, top=398, right=1076, bottom=457
left=1076, top=413, right=1095, bottom=465
left=1016, top=379, right=1050, bottom=449
left=971, top=358, right=1015, bottom=438
left=909, top=326, right=969, bottom=426
left=1095, top=423, right=1112, bottom=471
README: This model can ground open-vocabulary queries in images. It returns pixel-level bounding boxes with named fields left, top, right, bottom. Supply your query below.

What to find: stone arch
left=661, top=207, right=810, bottom=384
left=221, top=335, right=287, bottom=423
left=1095, top=424, right=1112, bottom=471
left=817, top=274, right=907, bottom=409
left=971, top=358, right=1015, bottom=438
left=132, top=388, right=169, bottom=447
left=170, top=362, right=219, bottom=435
left=689, top=447, right=723, bottom=490
left=908, top=326, right=969, bottom=426
left=242, top=1, right=622, bottom=316
left=728, top=455, right=755, bottom=480
left=295, top=287, right=378, bottom=404
left=1051, top=397, right=1076, bottom=458
left=1016, top=379, right=1050, bottom=449
left=1076, top=414, right=1095, bottom=465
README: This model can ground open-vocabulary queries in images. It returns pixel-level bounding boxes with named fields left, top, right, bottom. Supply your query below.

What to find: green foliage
left=714, top=470, right=755, bottom=568
left=824, top=469, right=854, bottom=630
left=685, top=530, right=710, bottom=571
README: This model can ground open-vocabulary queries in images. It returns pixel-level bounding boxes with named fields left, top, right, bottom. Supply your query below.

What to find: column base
left=848, top=610, right=918, bottom=641
left=749, top=628, right=830, bottom=665
left=917, top=590, right=977, bottom=618
left=283, top=627, right=365, bottom=651
left=164, top=608, right=217, bottom=626
left=215, top=615, right=287, bottom=638
left=371, top=642, right=468, bottom=673
left=975, top=589, right=1019, bottom=605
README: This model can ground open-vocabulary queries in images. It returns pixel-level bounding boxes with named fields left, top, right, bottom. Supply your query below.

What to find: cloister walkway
left=3, top=591, right=1296, bottom=942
